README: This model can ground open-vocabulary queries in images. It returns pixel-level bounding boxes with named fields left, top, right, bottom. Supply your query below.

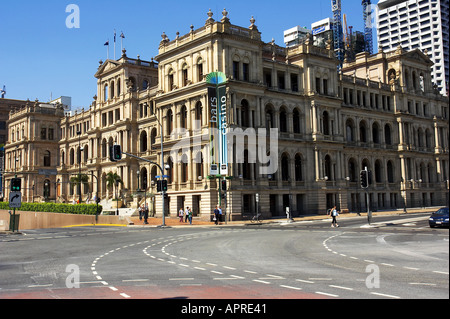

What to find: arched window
left=70, top=148, right=75, bottom=165
left=425, top=129, right=432, bottom=148
left=167, top=109, right=173, bottom=136
left=281, top=153, right=289, bottom=181
left=384, top=124, right=392, bottom=145
left=346, top=119, right=355, bottom=142
left=84, top=145, right=88, bottom=163
left=295, top=154, right=303, bottom=181
left=181, top=154, right=189, bottom=183
left=180, top=105, right=187, bottom=129
left=243, top=150, right=251, bottom=180
left=280, top=107, right=288, bottom=133
left=150, top=128, right=157, bottom=148
left=197, top=58, right=204, bottom=82
left=195, top=102, right=203, bottom=128
left=101, top=139, right=107, bottom=158
left=323, top=111, right=330, bottom=135
left=168, top=69, right=174, bottom=91
left=348, top=158, right=357, bottom=182
left=265, top=105, right=274, bottom=129
left=104, top=84, right=109, bottom=101
left=111, top=81, right=115, bottom=98
left=387, top=161, right=394, bottom=183
left=182, top=64, right=189, bottom=87
left=372, top=122, right=380, bottom=144
left=293, top=108, right=301, bottom=134
left=417, top=128, right=424, bottom=148
left=427, top=163, right=433, bottom=183
left=195, top=152, right=204, bottom=179
left=324, top=155, right=332, bottom=180
left=117, top=79, right=121, bottom=96
left=241, top=100, right=250, bottom=127
left=44, top=150, right=51, bottom=167
left=359, top=121, right=367, bottom=143
left=375, top=160, right=382, bottom=183
left=140, top=131, right=148, bottom=152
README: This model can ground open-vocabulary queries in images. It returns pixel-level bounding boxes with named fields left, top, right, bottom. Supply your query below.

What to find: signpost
left=9, top=178, right=22, bottom=232
left=207, top=71, right=229, bottom=222
left=9, top=192, right=21, bottom=208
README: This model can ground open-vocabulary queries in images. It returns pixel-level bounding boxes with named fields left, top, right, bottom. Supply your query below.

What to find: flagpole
left=114, top=30, right=116, bottom=60
left=120, top=32, right=125, bottom=54
left=107, top=39, right=109, bottom=60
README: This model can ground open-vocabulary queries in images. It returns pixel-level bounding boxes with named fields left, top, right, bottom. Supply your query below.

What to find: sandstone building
left=3, top=9, right=448, bottom=220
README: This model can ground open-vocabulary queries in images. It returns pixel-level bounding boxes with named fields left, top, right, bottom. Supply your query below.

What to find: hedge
left=0, top=202, right=103, bottom=215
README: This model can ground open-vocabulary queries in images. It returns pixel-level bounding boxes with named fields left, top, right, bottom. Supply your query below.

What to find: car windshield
left=434, top=207, right=449, bottom=215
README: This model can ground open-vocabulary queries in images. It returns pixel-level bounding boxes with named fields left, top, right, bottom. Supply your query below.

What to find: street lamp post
left=77, top=130, right=82, bottom=204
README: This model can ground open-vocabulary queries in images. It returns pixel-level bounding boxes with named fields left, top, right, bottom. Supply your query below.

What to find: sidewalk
left=128, top=207, right=437, bottom=228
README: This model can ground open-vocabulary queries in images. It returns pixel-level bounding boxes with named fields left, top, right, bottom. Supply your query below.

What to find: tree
left=70, top=174, right=90, bottom=194
left=106, top=172, right=123, bottom=200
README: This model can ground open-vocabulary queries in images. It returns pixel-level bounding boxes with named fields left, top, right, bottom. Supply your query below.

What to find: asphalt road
left=0, top=213, right=448, bottom=303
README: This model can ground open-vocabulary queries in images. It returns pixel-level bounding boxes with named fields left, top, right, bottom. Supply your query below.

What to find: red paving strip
left=0, top=284, right=329, bottom=299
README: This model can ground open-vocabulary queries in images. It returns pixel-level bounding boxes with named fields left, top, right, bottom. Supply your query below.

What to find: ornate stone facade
left=3, top=10, right=449, bottom=219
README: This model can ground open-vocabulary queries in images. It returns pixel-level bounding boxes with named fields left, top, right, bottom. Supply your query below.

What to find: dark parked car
left=429, top=207, right=449, bottom=228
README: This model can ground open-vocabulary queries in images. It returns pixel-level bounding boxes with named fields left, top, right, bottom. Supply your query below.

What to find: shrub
left=0, top=202, right=103, bottom=215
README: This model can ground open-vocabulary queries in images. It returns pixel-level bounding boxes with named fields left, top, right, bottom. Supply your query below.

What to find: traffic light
left=221, top=180, right=227, bottom=191
left=156, top=180, right=162, bottom=192
left=110, top=144, right=122, bottom=162
left=360, top=170, right=368, bottom=188
left=157, top=180, right=168, bottom=192
left=11, top=178, right=21, bottom=192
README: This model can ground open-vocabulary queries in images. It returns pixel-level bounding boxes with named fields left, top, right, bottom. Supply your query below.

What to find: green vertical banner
left=208, top=86, right=219, bottom=175
left=217, top=85, right=228, bottom=176
left=207, top=72, right=228, bottom=176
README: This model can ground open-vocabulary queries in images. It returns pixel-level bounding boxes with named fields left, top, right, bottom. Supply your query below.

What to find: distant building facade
left=377, top=0, right=449, bottom=96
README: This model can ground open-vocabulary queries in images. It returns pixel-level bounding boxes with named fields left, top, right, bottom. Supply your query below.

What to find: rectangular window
left=243, top=63, right=249, bottom=82
left=41, top=128, right=47, bottom=140
left=233, top=61, right=240, bottom=80
left=291, top=74, right=298, bottom=92
left=48, top=128, right=54, bottom=140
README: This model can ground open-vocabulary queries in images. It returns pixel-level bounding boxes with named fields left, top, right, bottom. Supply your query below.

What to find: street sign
left=9, top=191, right=22, bottom=208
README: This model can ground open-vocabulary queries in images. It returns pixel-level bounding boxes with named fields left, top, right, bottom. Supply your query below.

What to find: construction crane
left=343, top=14, right=350, bottom=50
left=362, top=0, right=374, bottom=54
left=331, top=0, right=345, bottom=66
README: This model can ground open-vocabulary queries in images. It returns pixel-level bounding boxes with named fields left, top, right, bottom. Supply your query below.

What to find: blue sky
left=0, top=0, right=371, bottom=108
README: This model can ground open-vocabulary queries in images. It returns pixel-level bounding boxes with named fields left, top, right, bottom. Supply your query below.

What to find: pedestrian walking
left=218, top=206, right=223, bottom=223
left=213, top=206, right=220, bottom=225
left=179, top=208, right=184, bottom=222
left=139, top=204, right=143, bottom=221
left=329, top=205, right=339, bottom=227
left=185, top=207, right=190, bottom=223
left=188, top=208, right=193, bottom=225
left=143, top=203, right=149, bottom=224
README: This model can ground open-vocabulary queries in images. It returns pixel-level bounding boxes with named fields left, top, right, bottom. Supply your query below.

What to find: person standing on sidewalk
left=179, top=208, right=184, bottom=222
